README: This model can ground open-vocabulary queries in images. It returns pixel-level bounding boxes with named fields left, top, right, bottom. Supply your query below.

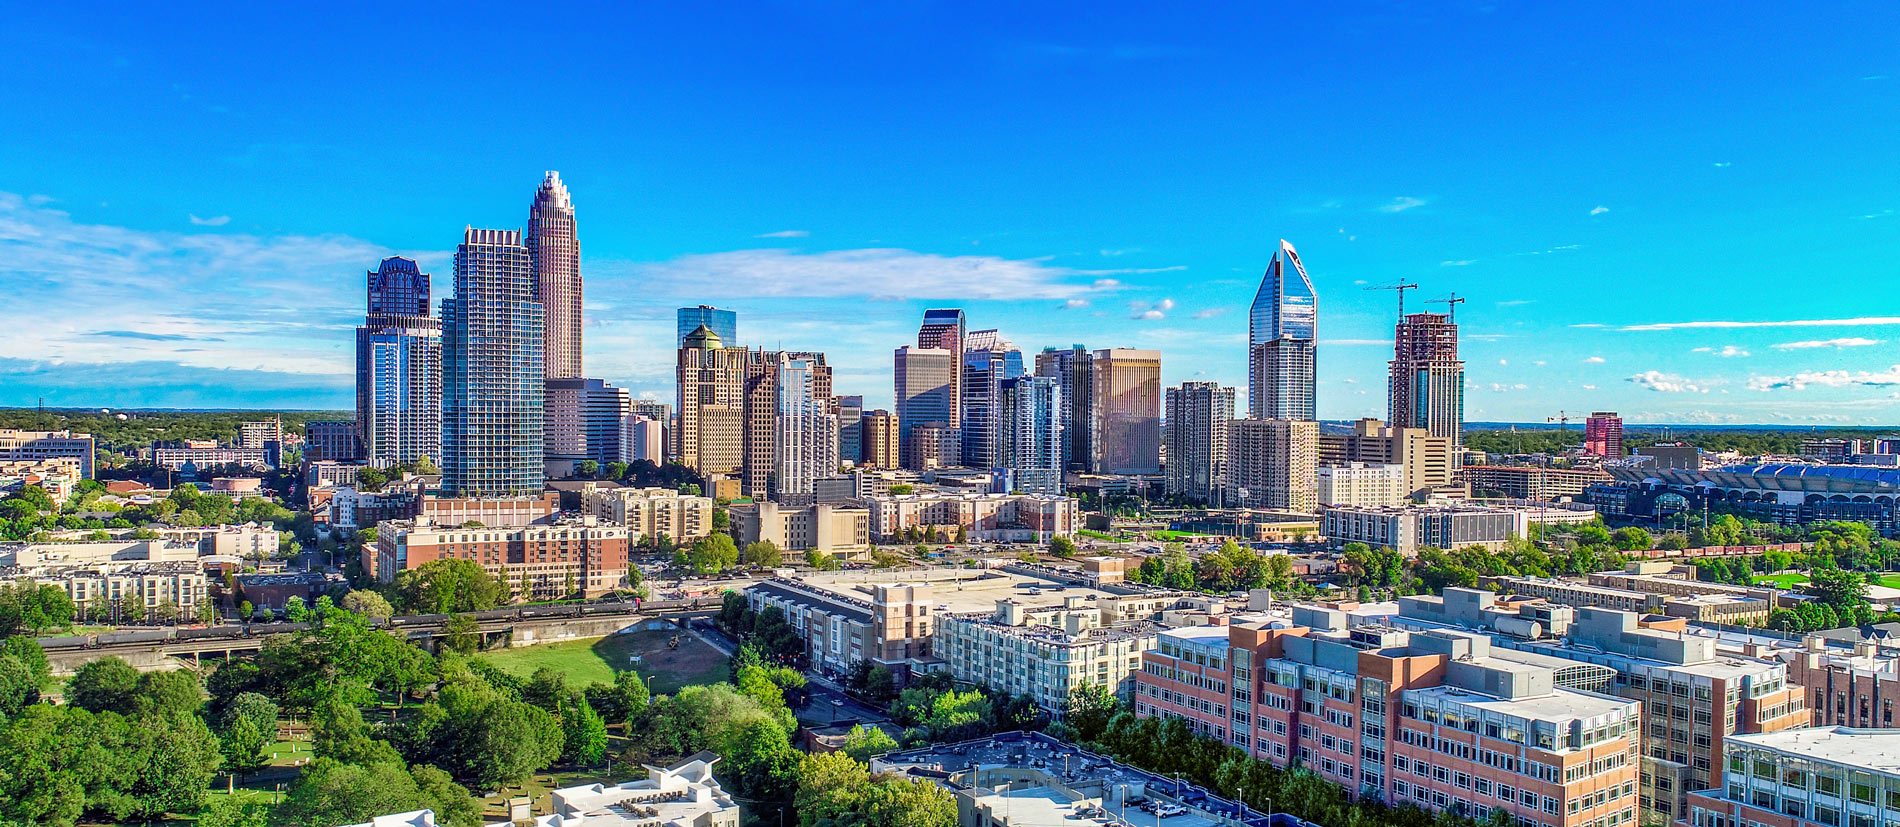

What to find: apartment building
left=578, top=482, right=713, bottom=544
left=1319, top=418, right=1455, bottom=498
left=2, top=560, right=207, bottom=615
left=1501, top=575, right=1772, bottom=627
left=0, top=458, right=83, bottom=501
left=1323, top=505, right=1522, bottom=553
left=1226, top=418, right=1319, bottom=513
left=936, top=596, right=1159, bottom=715
left=1498, top=577, right=1665, bottom=614
left=153, top=444, right=270, bottom=470
left=373, top=515, right=630, bottom=599
left=1780, top=637, right=1900, bottom=728
left=744, top=578, right=935, bottom=672
left=864, top=491, right=1078, bottom=542
left=1686, top=727, right=1900, bottom=827
left=1135, top=609, right=1641, bottom=827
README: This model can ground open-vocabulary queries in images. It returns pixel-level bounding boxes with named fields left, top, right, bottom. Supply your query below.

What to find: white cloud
left=1772, top=337, right=1882, bottom=350
left=1571, top=323, right=1605, bottom=329
left=1581, top=384, right=1597, bottom=390
left=1584, top=356, right=1606, bottom=363
left=1691, top=345, right=1750, bottom=358
left=755, top=230, right=809, bottom=238
left=1496, top=299, right=1535, bottom=307
left=628, top=248, right=1117, bottom=300
left=1441, top=260, right=1475, bottom=267
left=1533, top=360, right=1547, bottom=366
left=1129, top=298, right=1174, bottom=320
left=1622, top=316, right=1900, bottom=331
left=1192, top=308, right=1226, bottom=319
left=1498, top=359, right=1508, bottom=366
left=1378, top=197, right=1427, bottom=213
left=1748, top=366, right=1900, bottom=391
left=188, top=214, right=230, bottom=226
left=1063, top=299, right=1090, bottom=309
left=1589, top=206, right=1610, bottom=216
left=1628, top=371, right=1717, bottom=393
left=1712, top=162, right=1732, bottom=168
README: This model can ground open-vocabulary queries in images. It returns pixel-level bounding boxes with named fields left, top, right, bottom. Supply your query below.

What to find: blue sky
left=3, top=1, right=1899, bottom=424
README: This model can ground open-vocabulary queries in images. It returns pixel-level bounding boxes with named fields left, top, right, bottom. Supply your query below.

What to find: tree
left=843, top=723, right=900, bottom=762
left=586, top=670, right=650, bottom=726
left=1, top=637, right=50, bottom=687
left=0, top=581, right=76, bottom=636
left=66, top=656, right=142, bottom=714
left=686, top=533, right=741, bottom=574
left=395, top=558, right=507, bottom=613
left=0, top=655, right=37, bottom=716
left=275, top=758, right=482, bottom=827
left=1610, top=526, right=1653, bottom=552
left=443, top=613, right=482, bottom=654
left=744, top=540, right=784, bottom=568
left=561, top=694, right=609, bottom=765
left=578, top=460, right=600, bottom=479
left=216, top=691, right=279, bottom=776
left=355, top=467, right=389, bottom=492
left=394, top=681, right=563, bottom=790
left=805, top=548, right=842, bottom=571
left=342, top=589, right=395, bottom=619
left=1050, top=535, right=1077, bottom=557
left=1810, top=567, right=1872, bottom=612
left=1065, top=683, right=1120, bottom=743
left=197, top=796, right=271, bottom=827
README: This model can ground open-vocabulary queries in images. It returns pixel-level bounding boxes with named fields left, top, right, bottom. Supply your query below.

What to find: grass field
left=1152, top=530, right=1208, bottom=541
left=1754, top=573, right=1812, bottom=588
left=478, top=625, right=727, bottom=695
left=1077, top=529, right=1131, bottom=543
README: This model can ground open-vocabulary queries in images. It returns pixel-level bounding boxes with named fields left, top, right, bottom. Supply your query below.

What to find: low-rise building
left=0, top=458, right=83, bottom=502
left=937, top=597, right=1159, bottom=714
left=1, top=539, right=198, bottom=568
left=1322, top=504, right=1521, bottom=553
left=729, top=502, right=871, bottom=556
left=1686, top=727, right=1900, bottom=827
left=235, top=571, right=342, bottom=611
left=304, top=420, right=362, bottom=462
left=418, top=492, right=559, bottom=528
left=579, top=483, right=714, bottom=544
left=1, top=560, right=207, bottom=616
left=745, top=578, right=934, bottom=672
left=514, top=753, right=740, bottom=827
left=1464, top=466, right=1612, bottom=500
left=156, top=522, right=281, bottom=559
left=865, top=492, right=1078, bottom=542
left=1318, top=462, right=1408, bottom=508
left=1497, top=576, right=1664, bottom=614
left=326, top=487, right=423, bottom=530
left=306, top=460, right=365, bottom=489
left=154, top=444, right=270, bottom=471
left=373, top=515, right=630, bottom=599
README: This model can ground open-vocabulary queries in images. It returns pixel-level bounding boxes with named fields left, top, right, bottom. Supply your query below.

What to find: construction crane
left=1364, top=281, right=1419, bottom=318
left=1547, top=410, right=1572, bottom=430
left=1425, top=292, right=1467, bottom=322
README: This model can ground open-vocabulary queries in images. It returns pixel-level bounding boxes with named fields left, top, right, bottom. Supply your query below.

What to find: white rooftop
left=1729, top=727, right=1900, bottom=773
left=1406, top=684, right=1636, bottom=728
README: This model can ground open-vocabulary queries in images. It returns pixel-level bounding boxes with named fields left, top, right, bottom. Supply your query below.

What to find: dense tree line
left=1125, top=540, right=1298, bottom=594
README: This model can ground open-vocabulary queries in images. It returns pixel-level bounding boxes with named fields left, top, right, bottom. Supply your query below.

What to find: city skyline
left=5, top=4, right=1900, bottom=424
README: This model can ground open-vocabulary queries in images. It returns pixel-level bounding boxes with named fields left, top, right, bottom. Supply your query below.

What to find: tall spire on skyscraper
left=529, top=171, right=582, bottom=379
left=1248, top=239, right=1317, bottom=420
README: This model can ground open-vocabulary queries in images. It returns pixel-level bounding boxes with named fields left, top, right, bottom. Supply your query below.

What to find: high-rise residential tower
left=1225, top=418, right=1318, bottom=512
left=835, top=395, right=865, bottom=464
left=861, top=410, right=900, bottom=469
left=773, top=356, right=838, bottom=506
left=676, top=305, right=737, bottom=347
left=1585, top=411, right=1624, bottom=458
left=999, top=375, right=1063, bottom=495
left=1165, top=382, right=1236, bottom=505
left=1248, top=239, right=1317, bottom=420
left=1088, top=348, right=1163, bottom=475
left=1035, top=345, right=1092, bottom=473
left=959, top=329, right=1023, bottom=471
left=528, top=171, right=582, bottom=380
left=544, top=377, right=632, bottom=476
left=917, top=309, right=967, bottom=421
left=442, top=228, right=544, bottom=496
left=1387, top=312, right=1465, bottom=450
left=676, top=326, right=748, bottom=485
left=356, top=257, right=442, bottom=466
left=893, top=345, right=956, bottom=470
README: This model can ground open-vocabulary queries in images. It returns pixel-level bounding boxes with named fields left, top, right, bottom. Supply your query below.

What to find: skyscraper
left=959, top=329, right=1023, bottom=471
left=1248, top=239, right=1317, bottom=420
left=917, top=309, right=967, bottom=422
left=676, top=325, right=747, bottom=485
left=894, top=345, right=956, bottom=470
left=1088, top=348, right=1163, bottom=475
left=442, top=228, right=544, bottom=496
left=356, top=257, right=442, bottom=466
left=773, top=356, right=838, bottom=506
left=544, top=377, right=631, bottom=476
left=861, top=410, right=900, bottom=469
left=676, top=305, right=738, bottom=347
left=1000, top=375, right=1064, bottom=495
left=836, top=395, right=865, bottom=464
left=529, top=172, right=581, bottom=380
left=1585, top=411, right=1624, bottom=458
left=1035, top=345, right=1092, bottom=473
left=1165, top=382, right=1235, bottom=505
left=1387, top=312, right=1465, bottom=450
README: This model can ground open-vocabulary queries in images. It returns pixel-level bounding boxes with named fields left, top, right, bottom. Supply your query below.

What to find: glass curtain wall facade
left=676, top=305, right=738, bottom=347
left=356, top=257, right=442, bottom=466
left=1000, top=375, right=1064, bottom=495
left=442, top=228, right=545, bottom=495
left=1249, top=239, right=1317, bottom=420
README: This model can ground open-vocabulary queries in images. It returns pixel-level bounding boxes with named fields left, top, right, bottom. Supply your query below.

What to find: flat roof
left=1406, top=684, right=1635, bottom=727
left=1729, top=727, right=1900, bottom=773
left=1161, top=625, right=1235, bottom=644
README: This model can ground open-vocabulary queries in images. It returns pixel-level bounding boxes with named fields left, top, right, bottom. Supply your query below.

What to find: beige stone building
left=860, top=409, right=900, bottom=469
left=1088, top=348, right=1162, bottom=475
left=1319, top=417, right=1455, bottom=498
left=0, top=458, right=83, bottom=501
left=728, top=501, right=871, bottom=556
left=1316, top=461, right=1408, bottom=507
left=578, top=482, right=713, bottom=544
left=937, top=596, right=1160, bottom=714
left=864, top=491, right=1078, bottom=542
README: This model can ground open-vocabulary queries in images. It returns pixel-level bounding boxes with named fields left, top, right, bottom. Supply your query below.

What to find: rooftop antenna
left=1363, top=282, right=1420, bottom=318
left=1425, top=292, right=1467, bottom=322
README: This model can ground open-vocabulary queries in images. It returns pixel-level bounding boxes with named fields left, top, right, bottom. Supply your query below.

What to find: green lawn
left=1872, top=574, right=1900, bottom=589
left=477, top=626, right=727, bottom=695
left=1076, top=529, right=1131, bottom=543
left=1152, top=530, right=1208, bottom=541
left=1754, top=573, right=1811, bottom=588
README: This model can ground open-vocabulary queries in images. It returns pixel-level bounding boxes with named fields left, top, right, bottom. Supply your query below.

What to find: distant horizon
left=1, top=406, right=1892, bottom=434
